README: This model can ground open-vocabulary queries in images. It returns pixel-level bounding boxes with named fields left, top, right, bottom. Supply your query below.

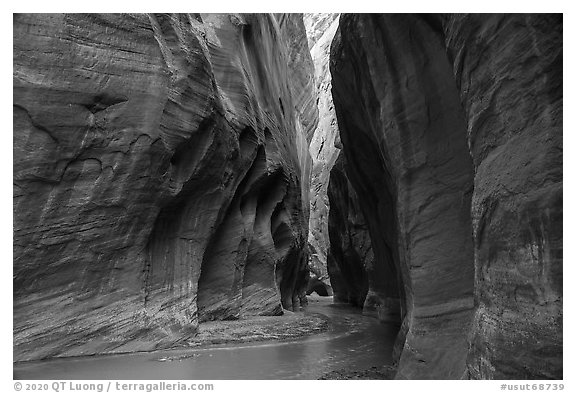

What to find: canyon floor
left=187, top=304, right=329, bottom=348
left=14, top=295, right=400, bottom=380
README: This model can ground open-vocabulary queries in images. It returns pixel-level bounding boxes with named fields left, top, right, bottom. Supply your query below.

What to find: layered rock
left=306, top=14, right=398, bottom=316
left=276, top=14, right=318, bottom=144
left=304, top=14, right=399, bottom=320
left=330, top=13, right=562, bottom=379
left=443, top=14, right=563, bottom=379
left=13, top=13, right=317, bottom=361
left=326, top=155, right=368, bottom=306
left=304, top=13, right=340, bottom=49
left=304, top=14, right=341, bottom=296
left=327, top=154, right=401, bottom=320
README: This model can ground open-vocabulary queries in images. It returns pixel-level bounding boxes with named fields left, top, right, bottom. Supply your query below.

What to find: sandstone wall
left=13, top=13, right=317, bottom=361
left=326, top=155, right=369, bottom=306
left=443, top=14, right=563, bottom=379
left=327, top=153, right=402, bottom=320
left=330, top=14, right=561, bottom=379
left=307, top=14, right=402, bottom=319
left=305, top=14, right=341, bottom=294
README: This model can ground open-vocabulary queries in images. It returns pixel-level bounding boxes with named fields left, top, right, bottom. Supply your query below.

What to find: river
left=14, top=296, right=399, bottom=380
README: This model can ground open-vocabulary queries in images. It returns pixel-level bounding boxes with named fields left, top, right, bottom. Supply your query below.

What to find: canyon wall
left=306, top=13, right=399, bottom=318
left=327, top=154, right=401, bottom=321
left=443, top=14, right=563, bottom=380
left=330, top=14, right=562, bottom=379
left=326, top=155, right=368, bottom=306
left=13, top=13, right=317, bottom=362
left=304, top=14, right=340, bottom=295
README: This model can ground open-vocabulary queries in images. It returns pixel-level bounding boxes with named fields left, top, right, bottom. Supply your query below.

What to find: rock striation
left=304, top=14, right=341, bottom=297
left=326, top=155, right=368, bottom=306
left=330, top=14, right=562, bottom=379
left=13, top=13, right=317, bottom=362
left=444, top=14, right=563, bottom=380
left=306, top=14, right=401, bottom=317
left=327, top=154, right=401, bottom=320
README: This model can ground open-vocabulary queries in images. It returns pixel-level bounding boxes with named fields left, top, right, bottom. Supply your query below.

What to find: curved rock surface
left=443, top=14, right=562, bottom=379
left=330, top=14, right=562, bottom=379
left=304, top=14, right=341, bottom=294
left=304, top=13, right=340, bottom=49
left=326, top=155, right=368, bottom=307
left=14, top=13, right=317, bottom=362
left=327, top=154, right=401, bottom=320
left=307, top=14, right=400, bottom=318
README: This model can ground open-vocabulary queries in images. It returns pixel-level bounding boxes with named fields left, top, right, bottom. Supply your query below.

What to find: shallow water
left=14, top=296, right=399, bottom=380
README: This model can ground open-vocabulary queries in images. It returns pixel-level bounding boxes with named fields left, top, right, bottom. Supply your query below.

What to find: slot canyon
left=13, top=13, right=562, bottom=380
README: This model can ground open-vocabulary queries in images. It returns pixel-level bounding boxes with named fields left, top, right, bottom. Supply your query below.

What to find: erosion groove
left=13, top=13, right=317, bottom=362
left=329, top=13, right=562, bottom=379
left=13, top=12, right=562, bottom=381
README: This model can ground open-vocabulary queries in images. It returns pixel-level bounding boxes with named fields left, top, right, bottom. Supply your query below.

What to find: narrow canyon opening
left=307, top=14, right=477, bottom=378
left=13, top=12, right=562, bottom=381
